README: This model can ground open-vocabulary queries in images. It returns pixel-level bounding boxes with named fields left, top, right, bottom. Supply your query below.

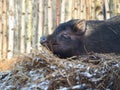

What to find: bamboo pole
left=114, top=0, right=118, bottom=15
left=56, top=0, right=61, bottom=26
left=118, top=0, right=120, bottom=15
left=21, top=0, right=26, bottom=53
left=67, top=0, right=72, bottom=20
left=84, top=0, right=86, bottom=19
left=91, top=0, right=95, bottom=19
left=48, top=0, right=53, bottom=34
left=73, top=0, right=78, bottom=19
left=14, top=0, right=18, bottom=54
left=39, top=0, right=44, bottom=36
left=26, top=0, right=32, bottom=53
left=89, top=0, right=92, bottom=19
left=86, top=0, right=90, bottom=20
left=38, top=0, right=44, bottom=50
left=17, top=0, right=21, bottom=52
left=32, top=0, right=38, bottom=49
left=8, top=0, right=15, bottom=59
left=2, top=0, right=8, bottom=59
left=77, top=0, right=81, bottom=19
left=43, top=0, right=48, bottom=35
left=116, top=0, right=120, bottom=15
left=0, top=0, right=3, bottom=58
left=76, top=0, right=80, bottom=19
left=14, top=0, right=21, bottom=55
left=80, top=0, right=86, bottom=19
left=105, top=0, right=110, bottom=19
left=60, top=0, right=66, bottom=23
left=80, top=0, right=83, bottom=19
left=109, top=0, right=114, bottom=17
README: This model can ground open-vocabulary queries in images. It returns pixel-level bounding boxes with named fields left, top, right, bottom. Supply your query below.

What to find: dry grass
left=0, top=47, right=120, bottom=90
left=0, top=57, right=19, bottom=72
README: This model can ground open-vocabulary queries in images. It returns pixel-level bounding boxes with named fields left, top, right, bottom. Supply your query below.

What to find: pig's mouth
left=42, top=42, right=76, bottom=58
left=41, top=41, right=60, bottom=51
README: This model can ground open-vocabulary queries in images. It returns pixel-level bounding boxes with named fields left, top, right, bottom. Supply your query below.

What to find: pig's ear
left=74, top=20, right=86, bottom=34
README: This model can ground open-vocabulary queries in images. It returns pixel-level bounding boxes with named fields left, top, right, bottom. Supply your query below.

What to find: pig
left=40, top=15, right=120, bottom=58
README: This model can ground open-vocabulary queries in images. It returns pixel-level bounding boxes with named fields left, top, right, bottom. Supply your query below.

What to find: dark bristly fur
left=40, top=15, right=120, bottom=58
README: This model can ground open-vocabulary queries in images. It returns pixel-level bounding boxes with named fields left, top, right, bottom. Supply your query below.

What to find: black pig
left=40, top=15, right=120, bottom=58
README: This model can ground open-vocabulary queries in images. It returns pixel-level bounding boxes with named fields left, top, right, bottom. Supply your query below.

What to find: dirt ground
left=0, top=48, right=120, bottom=90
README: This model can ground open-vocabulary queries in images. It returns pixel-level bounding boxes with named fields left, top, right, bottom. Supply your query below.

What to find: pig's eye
left=61, top=34, right=71, bottom=40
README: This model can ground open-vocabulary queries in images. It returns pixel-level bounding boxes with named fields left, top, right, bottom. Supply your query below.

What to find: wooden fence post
left=73, top=0, right=78, bottom=19
left=21, top=0, right=26, bottom=53
left=105, top=0, right=110, bottom=19
left=56, top=0, right=60, bottom=26
left=60, top=0, right=66, bottom=23
left=67, top=0, right=72, bottom=20
left=2, top=0, right=8, bottom=59
left=14, top=0, right=21, bottom=55
left=38, top=0, right=44, bottom=50
left=91, top=0, right=95, bottom=19
left=32, top=0, right=38, bottom=49
left=43, top=0, right=48, bottom=35
left=0, top=0, right=3, bottom=58
left=48, top=0, right=53, bottom=34
left=27, top=0, right=32, bottom=53
left=8, top=0, right=15, bottom=59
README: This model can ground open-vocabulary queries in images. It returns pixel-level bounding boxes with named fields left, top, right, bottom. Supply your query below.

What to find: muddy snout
left=40, top=36, right=47, bottom=44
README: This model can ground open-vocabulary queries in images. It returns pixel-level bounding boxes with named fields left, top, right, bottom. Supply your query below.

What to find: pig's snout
left=40, top=36, right=47, bottom=44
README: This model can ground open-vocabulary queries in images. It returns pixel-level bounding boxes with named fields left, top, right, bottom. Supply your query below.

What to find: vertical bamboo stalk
left=76, top=0, right=80, bottom=19
left=26, top=0, right=32, bottom=53
left=21, top=0, right=26, bottom=53
left=39, top=0, right=44, bottom=36
left=91, top=0, right=95, bottom=19
left=114, top=0, right=118, bottom=15
left=43, top=0, right=48, bottom=35
left=32, top=0, right=38, bottom=49
left=14, top=0, right=17, bottom=54
left=17, top=0, right=22, bottom=52
left=77, top=0, right=81, bottom=19
left=52, top=0, right=57, bottom=28
left=80, top=0, right=83, bottom=19
left=86, top=0, right=90, bottom=19
left=73, top=0, right=78, bottom=19
left=67, top=0, right=72, bottom=20
left=0, top=0, right=3, bottom=58
left=105, top=0, right=110, bottom=19
left=84, top=0, right=86, bottom=19
left=89, top=0, right=92, bottom=19
left=2, top=0, right=8, bottom=59
left=8, top=0, right=15, bottom=59
left=60, top=0, right=66, bottom=23
left=80, top=0, right=86, bottom=19
left=48, top=0, right=53, bottom=34
left=109, top=0, right=114, bottom=17
left=14, top=0, right=21, bottom=55
left=38, top=0, right=44, bottom=50
left=118, top=0, right=120, bottom=15
left=56, top=0, right=61, bottom=26
left=116, top=0, right=120, bottom=15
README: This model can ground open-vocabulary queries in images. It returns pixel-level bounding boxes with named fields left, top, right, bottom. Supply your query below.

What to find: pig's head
left=40, top=20, right=86, bottom=58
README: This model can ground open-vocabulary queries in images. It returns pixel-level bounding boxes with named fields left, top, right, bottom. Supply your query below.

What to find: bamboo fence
left=0, top=0, right=120, bottom=59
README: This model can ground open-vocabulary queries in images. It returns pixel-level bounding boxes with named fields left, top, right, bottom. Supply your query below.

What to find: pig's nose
left=40, top=36, right=47, bottom=44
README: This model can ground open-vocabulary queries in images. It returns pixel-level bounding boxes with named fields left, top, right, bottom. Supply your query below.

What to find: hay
left=0, top=47, right=120, bottom=90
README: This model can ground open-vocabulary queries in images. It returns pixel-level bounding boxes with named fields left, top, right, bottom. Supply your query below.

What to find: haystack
left=0, top=47, right=120, bottom=90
